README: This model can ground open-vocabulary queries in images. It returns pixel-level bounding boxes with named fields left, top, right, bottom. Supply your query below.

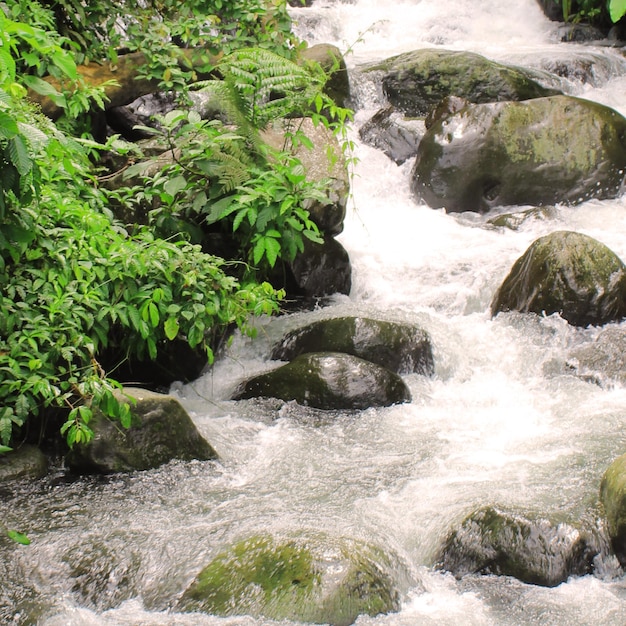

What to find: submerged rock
left=411, top=95, right=626, bottom=212
left=600, top=453, right=626, bottom=566
left=491, top=231, right=626, bottom=327
left=367, top=48, right=558, bottom=117
left=233, top=352, right=411, bottom=410
left=65, top=388, right=217, bottom=474
left=437, top=506, right=596, bottom=587
left=177, top=532, right=407, bottom=625
left=271, top=316, right=434, bottom=375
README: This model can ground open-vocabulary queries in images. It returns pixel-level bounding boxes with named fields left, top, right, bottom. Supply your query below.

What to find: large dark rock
left=65, top=388, right=217, bottom=473
left=271, top=316, right=434, bottom=375
left=177, top=532, right=407, bottom=625
left=367, top=49, right=558, bottom=117
left=233, top=352, right=411, bottom=410
left=0, top=445, right=48, bottom=481
left=437, top=506, right=596, bottom=587
left=491, top=231, right=626, bottom=327
left=288, top=235, right=352, bottom=300
left=600, top=453, right=626, bottom=566
left=411, top=95, right=626, bottom=213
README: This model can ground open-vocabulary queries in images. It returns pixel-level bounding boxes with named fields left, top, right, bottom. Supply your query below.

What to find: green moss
left=178, top=533, right=403, bottom=625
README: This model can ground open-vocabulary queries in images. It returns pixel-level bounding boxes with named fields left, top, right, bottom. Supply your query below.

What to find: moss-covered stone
left=491, top=231, right=626, bottom=327
left=437, top=506, right=596, bottom=587
left=367, top=49, right=558, bottom=117
left=271, top=316, right=434, bottom=375
left=412, top=95, right=626, bottom=212
left=177, top=533, right=405, bottom=625
left=65, top=387, right=217, bottom=474
left=600, top=453, right=626, bottom=565
left=233, top=352, right=411, bottom=410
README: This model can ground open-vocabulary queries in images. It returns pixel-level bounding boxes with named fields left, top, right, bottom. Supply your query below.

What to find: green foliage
left=216, top=148, right=326, bottom=271
left=109, top=46, right=354, bottom=279
left=0, top=20, right=283, bottom=449
left=0, top=5, right=355, bottom=450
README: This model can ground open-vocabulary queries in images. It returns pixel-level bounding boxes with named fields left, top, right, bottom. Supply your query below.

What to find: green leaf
left=7, top=135, right=31, bottom=176
left=148, top=302, right=159, bottom=327
left=0, top=445, right=12, bottom=454
left=164, top=174, right=187, bottom=197
left=610, top=0, right=626, bottom=22
left=7, top=530, right=30, bottom=545
left=0, top=111, right=18, bottom=139
left=50, top=50, right=78, bottom=81
left=21, top=75, right=61, bottom=98
left=164, top=317, right=180, bottom=340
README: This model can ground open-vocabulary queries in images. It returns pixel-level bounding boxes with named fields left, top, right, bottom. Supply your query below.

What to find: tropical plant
left=0, top=13, right=283, bottom=450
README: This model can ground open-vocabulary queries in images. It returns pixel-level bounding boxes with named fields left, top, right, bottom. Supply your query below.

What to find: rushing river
left=5, top=0, right=626, bottom=624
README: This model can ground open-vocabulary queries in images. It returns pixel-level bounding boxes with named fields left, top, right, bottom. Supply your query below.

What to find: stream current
left=5, top=0, right=626, bottom=624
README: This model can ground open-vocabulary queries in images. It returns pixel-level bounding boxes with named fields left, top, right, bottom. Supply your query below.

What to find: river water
left=5, top=0, right=626, bottom=624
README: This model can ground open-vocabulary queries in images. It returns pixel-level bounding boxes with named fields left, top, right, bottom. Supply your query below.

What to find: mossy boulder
left=233, top=352, right=411, bottom=410
left=437, top=506, right=596, bottom=587
left=411, top=95, right=626, bottom=212
left=271, top=316, right=434, bottom=375
left=177, top=533, right=406, bottom=625
left=491, top=231, right=626, bottom=327
left=600, top=453, right=626, bottom=566
left=367, top=48, right=558, bottom=117
left=0, top=445, right=48, bottom=481
left=65, top=388, right=217, bottom=474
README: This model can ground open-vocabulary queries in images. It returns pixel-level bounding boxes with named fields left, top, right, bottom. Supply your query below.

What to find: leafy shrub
left=0, top=14, right=283, bottom=449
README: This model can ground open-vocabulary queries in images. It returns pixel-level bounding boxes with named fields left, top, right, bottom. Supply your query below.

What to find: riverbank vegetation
left=0, top=0, right=352, bottom=451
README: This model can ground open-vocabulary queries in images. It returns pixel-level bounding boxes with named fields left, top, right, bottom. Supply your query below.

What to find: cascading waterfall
left=5, top=0, right=626, bottom=624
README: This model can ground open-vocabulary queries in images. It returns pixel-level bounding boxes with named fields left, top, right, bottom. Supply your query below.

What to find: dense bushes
left=0, top=0, right=352, bottom=450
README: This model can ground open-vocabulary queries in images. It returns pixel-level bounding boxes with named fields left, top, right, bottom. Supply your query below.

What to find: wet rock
left=600, top=453, right=626, bottom=566
left=288, top=235, right=352, bottom=300
left=358, top=106, right=425, bottom=164
left=412, top=95, right=626, bottom=213
left=271, top=316, right=434, bottom=375
left=0, top=445, right=48, bottom=481
left=536, top=0, right=564, bottom=21
left=233, top=352, right=411, bottom=410
left=367, top=48, right=558, bottom=117
left=65, top=388, right=217, bottom=474
left=437, top=506, right=596, bottom=587
left=487, top=206, right=559, bottom=230
left=491, top=231, right=626, bottom=327
left=565, top=326, right=626, bottom=386
left=177, top=532, right=407, bottom=625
